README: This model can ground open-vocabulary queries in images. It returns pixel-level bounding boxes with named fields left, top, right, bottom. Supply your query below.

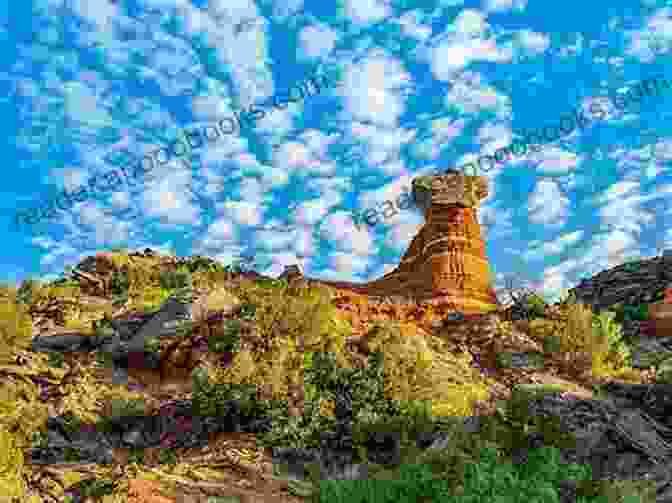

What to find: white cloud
left=527, top=179, right=569, bottom=227
left=142, top=161, right=200, bottom=226
left=483, top=0, right=527, bottom=13
left=395, top=11, right=433, bottom=41
left=523, top=230, right=584, bottom=262
left=454, top=9, right=488, bottom=38
left=443, top=73, right=512, bottom=117
left=344, top=0, right=392, bottom=25
left=298, top=24, right=338, bottom=60
left=516, top=29, right=550, bottom=56
left=339, top=53, right=412, bottom=128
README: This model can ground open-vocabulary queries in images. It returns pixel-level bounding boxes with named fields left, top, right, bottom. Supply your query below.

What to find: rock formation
left=569, top=254, right=672, bottom=339
left=315, top=171, right=499, bottom=313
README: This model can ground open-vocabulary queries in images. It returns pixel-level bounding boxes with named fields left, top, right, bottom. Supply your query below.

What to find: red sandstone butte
left=307, top=171, right=499, bottom=313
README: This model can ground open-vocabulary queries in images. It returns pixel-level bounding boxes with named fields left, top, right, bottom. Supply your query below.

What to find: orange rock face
left=314, top=172, right=498, bottom=313
left=128, top=479, right=176, bottom=503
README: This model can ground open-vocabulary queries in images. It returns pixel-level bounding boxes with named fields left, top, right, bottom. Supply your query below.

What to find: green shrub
left=144, top=336, right=160, bottom=355
left=591, top=311, right=632, bottom=371
left=48, top=351, right=65, bottom=368
left=63, top=446, right=81, bottom=462
left=96, top=351, right=115, bottom=368
left=238, top=302, right=257, bottom=320
left=128, top=447, right=145, bottom=465
left=60, top=412, right=83, bottom=436
left=542, top=333, right=563, bottom=354
left=480, top=387, right=579, bottom=463
left=208, top=320, right=242, bottom=353
left=16, top=279, right=38, bottom=305
left=191, top=367, right=270, bottom=419
left=75, top=478, right=118, bottom=500
left=111, top=398, right=145, bottom=418
left=362, top=321, right=492, bottom=418
left=97, top=398, right=146, bottom=433
left=131, top=286, right=174, bottom=312
left=159, top=270, right=192, bottom=290
left=110, top=271, right=130, bottom=296
left=315, top=444, right=603, bottom=503
left=525, top=293, right=548, bottom=319
left=174, top=320, right=195, bottom=338
left=256, top=351, right=396, bottom=452
left=158, top=448, right=178, bottom=466
left=0, top=292, right=34, bottom=362
left=211, top=281, right=352, bottom=407
left=186, top=257, right=227, bottom=274
left=613, top=303, right=649, bottom=324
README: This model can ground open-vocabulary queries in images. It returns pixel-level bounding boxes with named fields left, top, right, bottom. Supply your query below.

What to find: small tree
left=224, top=253, right=258, bottom=274
left=16, top=279, right=38, bottom=305
left=499, top=273, right=547, bottom=320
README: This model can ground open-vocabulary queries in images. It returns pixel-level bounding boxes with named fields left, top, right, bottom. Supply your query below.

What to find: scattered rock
left=32, top=333, right=100, bottom=353
left=569, top=255, right=672, bottom=338
left=445, top=311, right=465, bottom=322
left=278, top=265, right=303, bottom=282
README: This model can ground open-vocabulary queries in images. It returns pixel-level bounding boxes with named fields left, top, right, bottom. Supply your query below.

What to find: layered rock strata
left=568, top=255, right=672, bottom=338
left=569, top=255, right=672, bottom=311
left=316, top=171, right=498, bottom=313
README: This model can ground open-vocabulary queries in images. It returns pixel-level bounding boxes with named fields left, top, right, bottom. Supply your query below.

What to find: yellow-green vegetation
left=209, top=280, right=353, bottom=401
left=129, top=285, right=174, bottom=312
left=106, top=250, right=133, bottom=270
left=0, top=289, right=51, bottom=501
left=0, top=374, right=49, bottom=446
left=206, top=279, right=493, bottom=420
left=203, top=287, right=240, bottom=312
left=0, top=426, right=28, bottom=500
left=0, top=282, right=152, bottom=502
left=190, top=287, right=241, bottom=324
left=528, top=299, right=643, bottom=382
left=29, top=282, right=81, bottom=308
left=0, top=289, right=33, bottom=361
left=102, top=252, right=196, bottom=312
left=364, top=321, right=494, bottom=418
left=412, top=175, right=433, bottom=190
left=62, top=317, right=95, bottom=333
left=21, top=279, right=84, bottom=328
left=59, top=364, right=146, bottom=424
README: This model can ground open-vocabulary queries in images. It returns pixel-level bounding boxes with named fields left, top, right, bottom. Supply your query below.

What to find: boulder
left=31, top=333, right=100, bottom=353
left=125, top=297, right=193, bottom=356
left=279, top=264, right=303, bottom=282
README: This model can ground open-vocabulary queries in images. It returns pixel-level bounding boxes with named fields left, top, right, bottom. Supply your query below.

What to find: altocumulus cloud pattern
left=14, top=70, right=336, bottom=230
left=2, top=1, right=672, bottom=296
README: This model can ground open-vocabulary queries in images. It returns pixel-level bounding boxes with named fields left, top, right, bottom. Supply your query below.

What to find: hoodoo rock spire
left=312, top=171, right=499, bottom=313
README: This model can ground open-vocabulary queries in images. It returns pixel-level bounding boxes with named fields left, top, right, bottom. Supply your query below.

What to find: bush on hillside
left=0, top=292, right=34, bottom=361
left=129, top=286, right=174, bottom=313
left=159, top=269, right=192, bottom=290
left=0, top=299, right=51, bottom=501
left=16, top=279, right=39, bottom=306
left=315, top=444, right=608, bottom=503
left=524, top=293, right=548, bottom=319
left=211, top=281, right=352, bottom=401
left=110, top=271, right=130, bottom=296
left=528, top=300, right=643, bottom=382
left=363, top=321, right=493, bottom=418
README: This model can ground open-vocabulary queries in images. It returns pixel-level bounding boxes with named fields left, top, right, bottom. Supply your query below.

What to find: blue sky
left=2, top=0, right=672, bottom=302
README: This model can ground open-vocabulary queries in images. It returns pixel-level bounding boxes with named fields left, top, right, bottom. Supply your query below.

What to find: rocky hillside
left=2, top=248, right=672, bottom=502
left=570, top=253, right=672, bottom=310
